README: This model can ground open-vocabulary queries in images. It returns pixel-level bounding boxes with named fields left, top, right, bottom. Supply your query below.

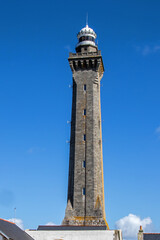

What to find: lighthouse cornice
left=68, top=52, right=104, bottom=77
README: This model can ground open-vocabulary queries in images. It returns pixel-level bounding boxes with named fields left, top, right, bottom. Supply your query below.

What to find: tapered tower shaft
left=63, top=25, right=109, bottom=228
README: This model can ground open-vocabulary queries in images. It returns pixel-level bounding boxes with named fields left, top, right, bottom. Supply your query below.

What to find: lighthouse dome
left=77, top=24, right=97, bottom=39
left=76, top=24, right=97, bottom=51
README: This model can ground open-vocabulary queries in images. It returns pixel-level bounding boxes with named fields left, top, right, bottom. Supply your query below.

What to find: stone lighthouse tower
left=63, top=25, right=109, bottom=228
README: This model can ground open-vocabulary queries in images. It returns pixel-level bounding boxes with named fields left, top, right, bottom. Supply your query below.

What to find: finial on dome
left=86, top=13, right=88, bottom=27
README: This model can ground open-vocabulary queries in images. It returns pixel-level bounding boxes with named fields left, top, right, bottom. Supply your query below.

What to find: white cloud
left=8, top=218, right=24, bottom=230
left=45, top=221, right=55, bottom=225
left=115, top=214, right=152, bottom=240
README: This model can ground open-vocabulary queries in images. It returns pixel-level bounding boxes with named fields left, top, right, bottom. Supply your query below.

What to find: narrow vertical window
left=83, top=160, right=86, bottom=168
left=83, top=188, right=86, bottom=195
left=99, top=120, right=101, bottom=129
left=84, top=109, right=86, bottom=116
left=84, top=84, right=86, bottom=91
left=83, top=134, right=86, bottom=141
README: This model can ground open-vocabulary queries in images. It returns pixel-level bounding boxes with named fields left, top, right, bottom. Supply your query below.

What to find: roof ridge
left=144, top=233, right=160, bottom=235
left=0, top=218, right=15, bottom=225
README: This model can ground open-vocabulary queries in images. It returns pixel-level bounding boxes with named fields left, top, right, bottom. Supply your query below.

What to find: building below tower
left=26, top=226, right=122, bottom=240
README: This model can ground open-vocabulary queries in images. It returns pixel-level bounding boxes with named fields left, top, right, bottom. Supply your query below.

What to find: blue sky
left=0, top=0, right=160, bottom=238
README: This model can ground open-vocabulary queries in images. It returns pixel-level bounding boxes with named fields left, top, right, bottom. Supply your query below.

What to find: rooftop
left=0, top=218, right=34, bottom=240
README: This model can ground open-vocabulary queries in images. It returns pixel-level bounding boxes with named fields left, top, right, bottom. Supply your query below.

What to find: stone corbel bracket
left=68, top=52, right=104, bottom=79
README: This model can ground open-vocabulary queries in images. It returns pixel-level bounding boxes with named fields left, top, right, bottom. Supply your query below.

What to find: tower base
left=62, top=216, right=108, bottom=228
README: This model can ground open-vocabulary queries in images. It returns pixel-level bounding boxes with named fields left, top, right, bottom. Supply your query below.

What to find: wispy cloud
left=27, top=147, right=46, bottom=154
left=142, top=45, right=151, bottom=56
left=8, top=218, right=24, bottom=230
left=27, top=147, right=34, bottom=154
left=115, top=214, right=153, bottom=240
left=64, top=45, right=72, bottom=52
left=135, top=44, right=160, bottom=56
left=155, top=126, right=160, bottom=139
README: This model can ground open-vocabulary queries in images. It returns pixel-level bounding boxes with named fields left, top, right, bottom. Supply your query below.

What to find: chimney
left=138, top=226, right=143, bottom=240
